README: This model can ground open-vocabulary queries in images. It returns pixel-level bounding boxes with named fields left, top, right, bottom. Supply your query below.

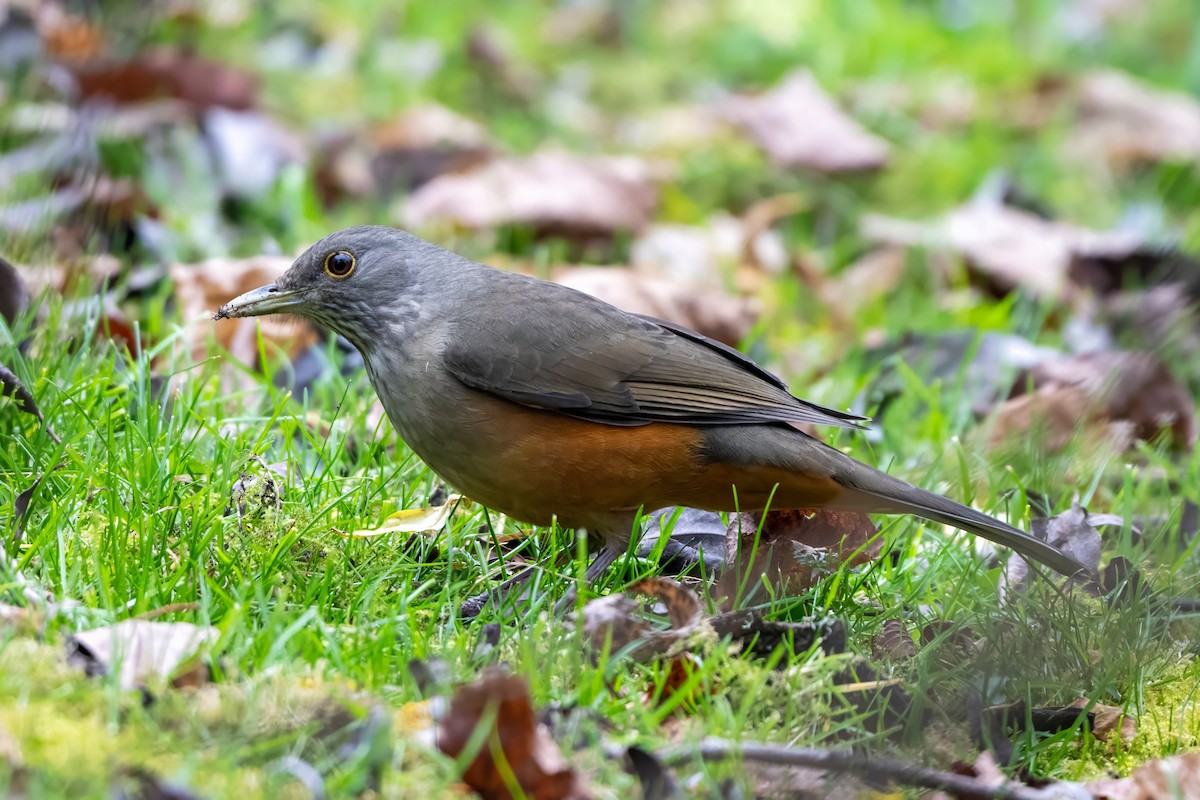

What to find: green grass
left=3, top=0, right=1200, bottom=796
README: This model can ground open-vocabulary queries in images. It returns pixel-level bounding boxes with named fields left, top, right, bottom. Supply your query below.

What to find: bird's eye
left=323, top=251, right=356, bottom=279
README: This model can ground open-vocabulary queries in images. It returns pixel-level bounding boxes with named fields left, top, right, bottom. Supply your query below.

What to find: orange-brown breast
left=450, top=396, right=845, bottom=527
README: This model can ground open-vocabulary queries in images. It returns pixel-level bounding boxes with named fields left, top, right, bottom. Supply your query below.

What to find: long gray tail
left=833, top=460, right=1092, bottom=578
left=703, top=426, right=1094, bottom=579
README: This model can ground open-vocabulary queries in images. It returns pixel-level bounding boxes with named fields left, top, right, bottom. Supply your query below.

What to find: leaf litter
left=719, top=69, right=891, bottom=173
left=436, top=667, right=592, bottom=800
left=6, top=3, right=1200, bottom=797
left=400, top=151, right=660, bottom=240
left=67, top=620, right=220, bottom=691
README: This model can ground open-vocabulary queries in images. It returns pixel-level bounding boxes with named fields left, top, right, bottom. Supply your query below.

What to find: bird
left=216, top=225, right=1088, bottom=607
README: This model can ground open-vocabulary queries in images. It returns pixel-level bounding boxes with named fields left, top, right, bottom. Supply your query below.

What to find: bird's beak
left=214, top=284, right=307, bottom=320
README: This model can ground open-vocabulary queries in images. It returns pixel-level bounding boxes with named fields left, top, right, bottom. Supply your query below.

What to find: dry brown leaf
left=863, top=201, right=1145, bottom=300
left=1003, top=503, right=1105, bottom=594
left=631, top=214, right=789, bottom=289
left=720, top=69, right=890, bottom=173
left=579, top=577, right=703, bottom=662
left=644, top=653, right=709, bottom=715
left=1071, top=70, right=1200, bottom=170
left=34, top=1, right=104, bottom=62
left=400, top=152, right=658, bottom=238
left=437, top=667, right=591, bottom=800
left=67, top=620, right=219, bottom=691
left=1027, top=352, right=1196, bottom=447
left=1087, top=751, right=1200, bottom=800
left=205, top=108, right=308, bottom=200
left=316, top=104, right=496, bottom=205
left=1069, top=698, right=1137, bottom=748
left=1103, top=284, right=1200, bottom=358
left=70, top=48, right=258, bottom=110
left=368, top=104, right=495, bottom=191
left=872, top=619, right=916, bottom=661
left=171, top=255, right=318, bottom=366
left=988, top=351, right=1196, bottom=453
left=718, top=509, right=881, bottom=607
left=826, top=246, right=908, bottom=312
left=553, top=266, right=759, bottom=346
left=986, top=383, right=1127, bottom=455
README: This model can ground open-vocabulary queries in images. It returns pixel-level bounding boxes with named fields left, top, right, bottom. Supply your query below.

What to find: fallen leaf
left=1003, top=503, right=1107, bottom=593
left=720, top=69, right=890, bottom=173
left=1087, top=751, right=1200, bottom=800
left=630, top=213, right=790, bottom=289
left=579, top=577, right=703, bottom=662
left=872, top=619, right=916, bottom=661
left=825, top=246, right=909, bottom=313
left=347, top=494, right=466, bottom=538
left=1069, top=697, right=1137, bottom=748
left=171, top=255, right=319, bottom=366
left=437, top=667, right=591, bottom=800
left=71, top=48, right=258, bottom=110
left=203, top=108, right=307, bottom=200
left=553, top=266, right=759, bottom=346
left=68, top=620, right=220, bottom=691
left=1102, top=283, right=1200, bottom=361
left=35, top=3, right=105, bottom=62
left=369, top=104, right=496, bottom=191
left=718, top=509, right=881, bottom=607
left=1068, top=245, right=1200, bottom=299
left=400, top=152, right=659, bottom=239
left=315, top=104, right=496, bottom=206
left=637, top=506, right=728, bottom=577
left=1070, top=70, right=1200, bottom=170
left=645, top=653, right=708, bottom=715
left=946, top=751, right=1007, bottom=792
left=986, top=382, right=1129, bottom=455
left=989, top=351, right=1196, bottom=453
left=863, top=198, right=1146, bottom=300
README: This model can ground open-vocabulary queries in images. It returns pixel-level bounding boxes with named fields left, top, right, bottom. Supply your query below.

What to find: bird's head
left=215, top=225, right=451, bottom=350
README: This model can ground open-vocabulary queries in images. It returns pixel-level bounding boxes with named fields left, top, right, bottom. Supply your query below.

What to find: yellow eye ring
left=323, top=251, right=356, bottom=279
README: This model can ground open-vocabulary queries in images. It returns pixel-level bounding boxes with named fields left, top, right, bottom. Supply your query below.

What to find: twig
left=660, top=738, right=1057, bottom=800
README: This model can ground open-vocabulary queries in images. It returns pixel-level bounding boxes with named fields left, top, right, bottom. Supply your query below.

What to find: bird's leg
left=554, top=542, right=623, bottom=615
left=458, top=564, right=539, bottom=619
left=461, top=528, right=631, bottom=618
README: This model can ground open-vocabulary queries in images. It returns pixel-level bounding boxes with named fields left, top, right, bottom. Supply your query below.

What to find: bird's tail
left=828, top=456, right=1091, bottom=578
left=700, top=426, right=1093, bottom=579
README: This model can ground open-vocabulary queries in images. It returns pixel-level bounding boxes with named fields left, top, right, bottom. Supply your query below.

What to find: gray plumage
left=217, top=225, right=1090, bottom=583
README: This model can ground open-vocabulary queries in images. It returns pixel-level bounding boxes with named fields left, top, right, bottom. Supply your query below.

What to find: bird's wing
left=442, top=277, right=866, bottom=429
